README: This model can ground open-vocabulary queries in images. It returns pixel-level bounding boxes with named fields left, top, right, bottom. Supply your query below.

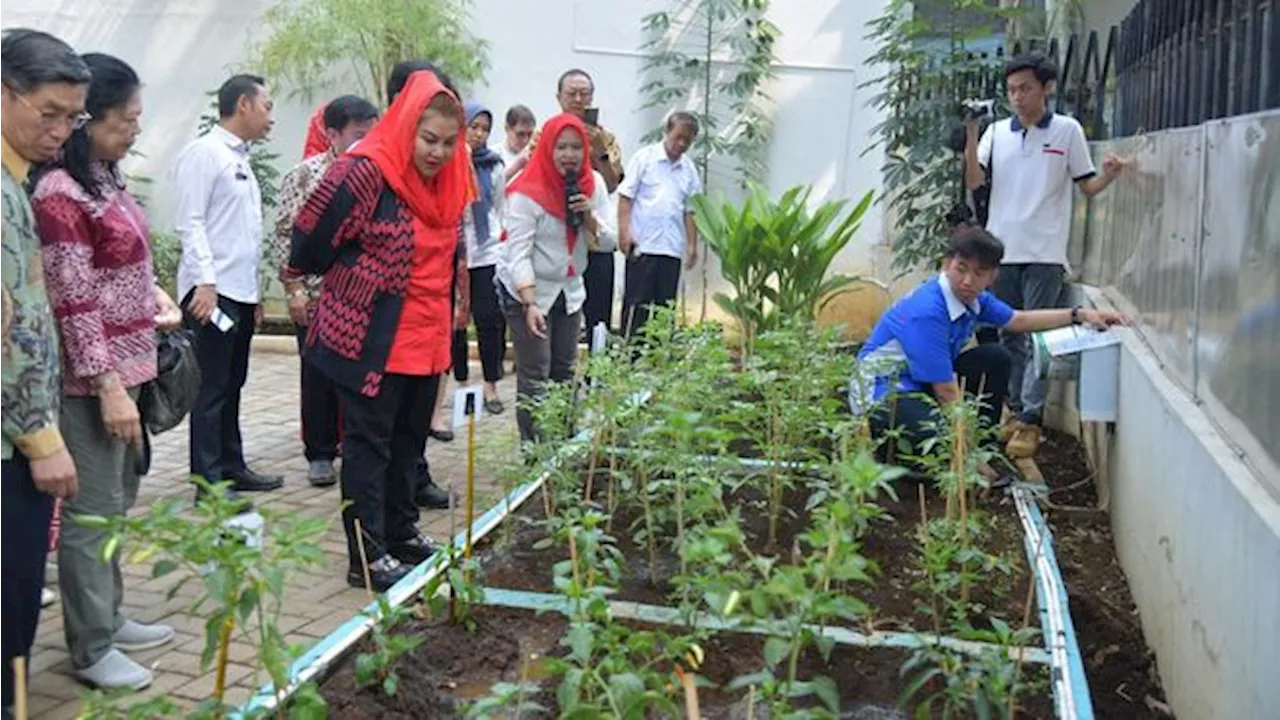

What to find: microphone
left=563, top=167, right=584, bottom=230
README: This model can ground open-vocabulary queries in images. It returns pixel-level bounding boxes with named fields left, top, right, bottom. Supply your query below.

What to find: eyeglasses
left=13, top=92, right=92, bottom=131
left=561, top=89, right=593, bottom=101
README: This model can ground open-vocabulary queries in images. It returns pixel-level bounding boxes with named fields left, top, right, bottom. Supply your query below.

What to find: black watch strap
left=1071, top=306, right=1082, bottom=325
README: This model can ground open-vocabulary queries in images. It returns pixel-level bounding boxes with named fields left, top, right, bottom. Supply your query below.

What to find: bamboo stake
left=1007, top=516, right=1050, bottom=719
left=353, top=519, right=374, bottom=602
left=12, top=657, right=27, bottom=720
left=212, top=617, right=235, bottom=711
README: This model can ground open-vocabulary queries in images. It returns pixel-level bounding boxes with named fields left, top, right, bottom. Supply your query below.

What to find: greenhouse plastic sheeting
left=1071, top=109, right=1280, bottom=487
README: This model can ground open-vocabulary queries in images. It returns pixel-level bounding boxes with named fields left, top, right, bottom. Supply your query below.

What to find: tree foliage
left=862, top=0, right=1015, bottom=273
left=638, top=0, right=780, bottom=191
left=252, top=0, right=490, bottom=106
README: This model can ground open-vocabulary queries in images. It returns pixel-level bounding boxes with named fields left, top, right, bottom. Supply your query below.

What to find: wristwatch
left=1071, top=306, right=1083, bottom=325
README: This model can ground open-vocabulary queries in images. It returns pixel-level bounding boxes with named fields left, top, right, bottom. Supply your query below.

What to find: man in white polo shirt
left=963, top=53, right=1124, bottom=457
left=618, top=111, right=701, bottom=338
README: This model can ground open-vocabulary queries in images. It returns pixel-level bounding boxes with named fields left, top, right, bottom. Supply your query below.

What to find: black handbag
left=139, top=329, right=202, bottom=435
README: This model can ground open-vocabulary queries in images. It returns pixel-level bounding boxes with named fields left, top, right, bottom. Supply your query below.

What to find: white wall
left=3, top=0, right=890, bottom=297
left=1104, top=313, right=1280, bottom=720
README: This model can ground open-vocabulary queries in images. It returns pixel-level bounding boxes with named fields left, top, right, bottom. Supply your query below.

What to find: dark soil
left=1035, top=429, right=1170, bottom=720
left=319, top=605, right=1053, bottom=719
left=318, top=429, right=1165, bottom=719
left=484, top=476, right=1031, bottom=634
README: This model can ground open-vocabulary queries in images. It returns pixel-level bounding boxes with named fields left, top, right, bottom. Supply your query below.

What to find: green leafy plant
left=464, top=679, right=546, bottom=720
left=690, top=184, right=873, bottom=354
left=899, top=618, right=1044, bottom=719
left=862, top=0, right=1015, bottom=272
left=723, top=452, right=898, bottom=717
left=149, top=230, right=182, bottom=299
left=252, top=0, right=489, bottom=106
left=355, top=594, right=423, bottom=696
left=74, top=689, right=179, bottom=720
left=77, top=478, right=330, bottom=719
left=422, top=542, right=485, bottom=630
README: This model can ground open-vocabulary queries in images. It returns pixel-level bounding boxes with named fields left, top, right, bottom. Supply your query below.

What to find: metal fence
left=1115, top=0, right=1280, bottom=137
left=1072, top=109, right=1280, bottom=487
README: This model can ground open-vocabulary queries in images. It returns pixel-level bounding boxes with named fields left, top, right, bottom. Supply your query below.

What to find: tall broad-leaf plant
left=690, top=185, right=873, bottom=355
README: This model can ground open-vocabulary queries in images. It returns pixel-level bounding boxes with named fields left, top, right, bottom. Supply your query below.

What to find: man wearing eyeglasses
left=1, top=27, right=90, bottom=715
left=172, top=74, right=282, bottom=506
left=528, top=69, right=624, bottom=348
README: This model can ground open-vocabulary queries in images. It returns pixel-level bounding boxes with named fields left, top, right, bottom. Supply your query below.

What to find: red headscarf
left=506, top=112, right=596, bottom=225
left=350, top=71, right=473, bottom=228
left=302, top=104, right=330, bottom=159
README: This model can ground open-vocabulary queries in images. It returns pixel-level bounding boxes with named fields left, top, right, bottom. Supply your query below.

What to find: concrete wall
left=1099, top=298, right=1280, bottom=720
left=2, top=0, right=891, bottom=305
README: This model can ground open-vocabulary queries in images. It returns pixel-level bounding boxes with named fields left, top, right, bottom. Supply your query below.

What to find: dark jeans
left=184, top=293, right=255, bottom=482
left=583, top=250, right=614, bottom=351
left=2, top=455, right=54, bottom=706
left=295, top=326, right=340, bottom=462
left=471, top=265, right=506, bottom=383
left=623, top=254, right=682, bottom=339
left=336, top=374, right=439, bottom=569
left=992, top=263, right=1066, bottom=424
left=869, top=344, right=1012, bottom=456
left=501, top=288, right=581, bottom=442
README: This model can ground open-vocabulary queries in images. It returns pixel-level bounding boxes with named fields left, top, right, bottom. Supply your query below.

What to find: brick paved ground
left=27, top=350, right=521, bottom=718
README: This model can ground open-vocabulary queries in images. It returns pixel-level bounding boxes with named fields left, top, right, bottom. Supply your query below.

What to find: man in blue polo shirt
left=853, top=227, right=1125, bottom=477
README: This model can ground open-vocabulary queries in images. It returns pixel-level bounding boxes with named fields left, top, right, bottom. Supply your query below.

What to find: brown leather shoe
left=1005, top=422, right=1042, bottom=459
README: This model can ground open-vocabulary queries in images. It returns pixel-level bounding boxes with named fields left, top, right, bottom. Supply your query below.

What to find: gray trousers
left=502, top=290, right=582, bottom=442
left=58, top=389, right=142, bottom=668
left=993, top=263, right=1066, bottom=424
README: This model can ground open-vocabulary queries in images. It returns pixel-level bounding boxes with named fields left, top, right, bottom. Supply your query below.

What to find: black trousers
left=869, top=344, right=1012, bottom=455
left=471, top=265, right=506, bottom=383
left=623, top=254, right=682, bottom=339
left=583, top=250, right=614, bottom=350
left=295, top=326, right=340, bottom=462
left=336, top=373, right=438, bottom=568
left=2, top=456, right=54, bottom=707
left=184, top=294, right=255, bottom=482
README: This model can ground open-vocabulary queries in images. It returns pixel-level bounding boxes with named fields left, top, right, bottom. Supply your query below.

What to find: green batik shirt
left=2, top=138, right=66, bottom=461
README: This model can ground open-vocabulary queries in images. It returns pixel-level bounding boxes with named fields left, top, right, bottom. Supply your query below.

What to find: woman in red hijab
left=288, top=71, right=473, bottom=591
left=496, top=113, right=616, bottom=442
left=301, top=104, right=331, bottom=158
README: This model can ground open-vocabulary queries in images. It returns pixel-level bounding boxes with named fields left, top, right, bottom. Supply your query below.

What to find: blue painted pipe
left=1011, top=485, right=1096, bottom=719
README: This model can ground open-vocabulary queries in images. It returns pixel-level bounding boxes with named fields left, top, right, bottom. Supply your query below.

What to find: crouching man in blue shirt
left=852, top=226, right=1125, bottom=478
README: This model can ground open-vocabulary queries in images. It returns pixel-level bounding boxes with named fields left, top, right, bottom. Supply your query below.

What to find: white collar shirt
left=617, top=142, right=702, bottom=259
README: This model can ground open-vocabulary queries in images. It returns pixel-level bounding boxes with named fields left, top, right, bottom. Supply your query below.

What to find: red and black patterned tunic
left=288, top=156, right=455, bottom=398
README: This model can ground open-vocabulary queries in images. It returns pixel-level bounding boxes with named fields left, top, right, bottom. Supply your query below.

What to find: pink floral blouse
left=32, top=165, right=157, bottom=396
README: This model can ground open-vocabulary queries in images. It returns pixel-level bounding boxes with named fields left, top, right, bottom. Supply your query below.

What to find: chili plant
left=725, top=452, right=896, bottom=716
left=77, top=478, right=330, bottom=719
left=543, top=509, right=694, bottom=718
left=899, top=617, right=1045, bottom=719
left=354, top=594, right=421, bottom=696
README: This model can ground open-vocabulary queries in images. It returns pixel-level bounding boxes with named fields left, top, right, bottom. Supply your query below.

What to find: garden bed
left=319, top=606, right=1053, bottom=719
left=290, top=321, right=1169, bottom=718
left=1035, top=430, right=1168, bottom=720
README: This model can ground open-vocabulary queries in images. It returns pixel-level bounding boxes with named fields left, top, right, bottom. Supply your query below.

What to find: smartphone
left=583, top=107, right=600, bottom=127
left=209, top=307, right=235, bottom=333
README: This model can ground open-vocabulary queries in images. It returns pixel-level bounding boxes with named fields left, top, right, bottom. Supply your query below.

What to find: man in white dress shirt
left=618, top=111, right=702, bottom=338
left=173, top=74, right=281, bottom=503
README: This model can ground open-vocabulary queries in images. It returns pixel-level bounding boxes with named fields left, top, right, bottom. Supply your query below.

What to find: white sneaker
left=74, top=648, right=153, bottom=691
left=40, top=587, right=57, bottom=607
left=112, top=619, right=176, bottom=653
